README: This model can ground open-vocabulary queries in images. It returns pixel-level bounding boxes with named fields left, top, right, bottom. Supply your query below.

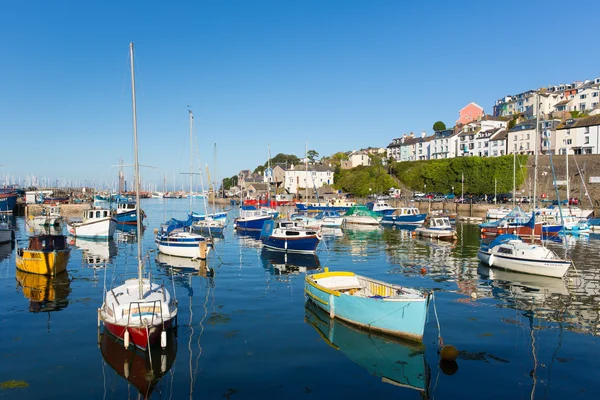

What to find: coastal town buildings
left=430, top=129, right=459, bottom=160
left=456, top=102, right=484, bottom=125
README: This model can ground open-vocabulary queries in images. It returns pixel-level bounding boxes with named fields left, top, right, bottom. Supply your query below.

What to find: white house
left=555, top=115, right=600, bottom=155
left=489, top=129, right=508, bottom=156
left=283, top=164, right=335, bottom=195
left=507, top=122, right=536, bottom=155
left=430, top=129, right=459, bottom=160
left=348, top=150, right=371, bottom=167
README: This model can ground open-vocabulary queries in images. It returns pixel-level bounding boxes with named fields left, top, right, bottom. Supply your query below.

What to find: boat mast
left=189, top=110, right=194, bottom=212
left=129, top=42, right=144, bottom=299
left=513, top=151, right=516, bottom=207
left=305, top=141, right=308, bottom=202
left=531, top=93, right=539, bottom=240
left=566, top=150, right=570, bottom=202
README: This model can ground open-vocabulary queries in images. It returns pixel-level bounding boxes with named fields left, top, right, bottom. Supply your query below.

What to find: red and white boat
left=99, top=42, right=177, bottom=350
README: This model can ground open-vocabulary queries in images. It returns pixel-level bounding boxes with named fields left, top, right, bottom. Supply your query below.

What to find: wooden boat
left=260, top=219, right=321, bottom=254
left=305, top=268, right=430, bottom=342
left=343, top=205, right=382, bottom=226
left=477, top=234, right=571, bottom=278
left=380, top=207, right=427, bottom=225
left=16, top=234, right=71, bottom=275
left=15, top=269, right=71, bottom=312
left=67, top=208, right=117, bottom=239
left=305, top=300, right=429, bottom=393
left=412, top=216, right=457, bottom=240
left=99, top=43, right=178, bottom=351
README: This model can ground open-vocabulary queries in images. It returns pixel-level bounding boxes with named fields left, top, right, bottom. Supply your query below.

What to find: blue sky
left=1, top=0, right=599, bottom=191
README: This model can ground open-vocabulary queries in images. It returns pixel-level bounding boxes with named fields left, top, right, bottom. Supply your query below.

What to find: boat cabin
left=26, top=235, right=68, bottom=251
left=398, top=207, right=420, bottom=216
left=85, top=209, right=111, bottom=220
left=116, top=202, right=136, bottom=213
left=428, top=217, right=452, bottom=229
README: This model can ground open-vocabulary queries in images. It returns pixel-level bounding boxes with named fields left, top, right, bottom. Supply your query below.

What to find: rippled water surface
left=1, top=199, right=600, bottom=399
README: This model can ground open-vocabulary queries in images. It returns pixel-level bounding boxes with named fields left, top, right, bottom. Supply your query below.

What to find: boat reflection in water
left=261, top=248, right=321, bottom=275
left=0, top=241, right=13, bottom=261
left=235, top=229, right=263, bottom=248
left=156, top=252, right=214, bottom=277
left=115, top=223, right=144, bottom=243
left=72, top=237, right=119, bottom=268
left=15, top=269, right=71, bottom=313
left=100, top=329, right=177, bottom=400
left=304, top=301, right=429, bottom=395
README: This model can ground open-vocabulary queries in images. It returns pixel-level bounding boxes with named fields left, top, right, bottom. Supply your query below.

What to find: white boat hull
left=344, top=216, right=381, bottom=225
left=67, top=217, right=117, bottom=239
left=477, top=248, right=570, bottom=278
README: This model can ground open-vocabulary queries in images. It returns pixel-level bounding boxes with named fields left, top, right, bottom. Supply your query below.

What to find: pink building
left=456, top=102, right=484, bottom=125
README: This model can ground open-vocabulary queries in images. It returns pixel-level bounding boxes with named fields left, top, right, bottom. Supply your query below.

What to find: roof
left=459, top=102, right=484, bottom=112
left=247, top=183, right=269, bottom=191
left=490, top=128, right=508, bottom=141
left=554, top=99, right=570, bottom=106
left=557, top=115, right=600, bottom=130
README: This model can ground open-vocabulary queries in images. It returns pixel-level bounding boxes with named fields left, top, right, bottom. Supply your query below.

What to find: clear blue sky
left=1, top=0, right=599, bottom=191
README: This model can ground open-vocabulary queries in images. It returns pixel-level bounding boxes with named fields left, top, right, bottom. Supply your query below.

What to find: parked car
left=413, top=192, right=425, bottom=198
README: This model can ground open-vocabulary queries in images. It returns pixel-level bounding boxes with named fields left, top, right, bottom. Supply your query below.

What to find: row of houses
left=494, top=77, right=600, bottom=118
left=387, top=112, right=600, bottom=162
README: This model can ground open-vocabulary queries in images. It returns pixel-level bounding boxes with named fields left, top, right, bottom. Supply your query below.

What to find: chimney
left=421, top=130, right=426, bottom=138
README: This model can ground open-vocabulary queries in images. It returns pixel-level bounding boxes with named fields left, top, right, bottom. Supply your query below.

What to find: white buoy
left=124, top=360, right=130, bottom=379
left=97, top=309, right=101, bottom=327
left=124, top=330, right=130, bottom=349
left=161, top=354, right=167, bottom=373
left=161, top=330, right=167, bottom=349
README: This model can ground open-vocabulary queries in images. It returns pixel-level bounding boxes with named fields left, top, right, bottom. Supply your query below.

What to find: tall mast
left=189, top=110, right=193, bottom=212
left=214, top=143, right=217, bottom=210
left=305, top=141, right=308, bottom=201
left=129, top=42, right=143, bottom=299
left=532, top=93, right=539, bottom=240
left=267, top=144, right=271, bottom=207
left=566, top=150, right=570, bottom=201
left=513, top=150, right=516, bottom=207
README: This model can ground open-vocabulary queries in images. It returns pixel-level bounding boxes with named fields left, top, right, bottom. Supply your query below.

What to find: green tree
left=307, top=150, right=319, bottom=162
left=433, top=121, right=446, bottom=131
left=222, top=175, right=238, bottom=190
left=253, top=153, right=301, bottom=173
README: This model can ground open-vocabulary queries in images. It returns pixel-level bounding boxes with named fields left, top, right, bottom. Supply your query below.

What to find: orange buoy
left=440, top=344, right=459, bottom=362
left=420, top=267, right=427, bottom=275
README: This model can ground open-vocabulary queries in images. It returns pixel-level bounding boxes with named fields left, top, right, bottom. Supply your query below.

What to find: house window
left=567, top=139, right=572, bottom=145
left=593, top=92, right=599, bottom=97
left=585, top=136, right=590, bottom=144
left=526, top=134, right=530, bottom=140
left=580, top=94, right=587, bottom=99
left=580, top=103, right=586, bottom=111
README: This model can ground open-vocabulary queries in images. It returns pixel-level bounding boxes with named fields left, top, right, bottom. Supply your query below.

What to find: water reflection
left=115, top=223, right=144, bottom=243
left=15, top=269, right=71, bottom=313
left=305, top=301, right=429, bottom=394
left=71, top=237, right=118, bottom=268
left=0, top=241, right=13, bottom=261
left=100, top=329, right=177, bottom=399
left=260, top=248, right=321, bottom=275
left=235, top=229, right=263, bottom=248
left=156, top=252, right=214, bottom=277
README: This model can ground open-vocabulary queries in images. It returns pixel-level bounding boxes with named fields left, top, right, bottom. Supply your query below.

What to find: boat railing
left=124, top=299, right=164, bottom=327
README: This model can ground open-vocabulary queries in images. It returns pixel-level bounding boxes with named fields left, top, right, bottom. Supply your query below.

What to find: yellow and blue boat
left=16, top=234, right=71, bottom=276
left=305, top=269, right=430, bottom=342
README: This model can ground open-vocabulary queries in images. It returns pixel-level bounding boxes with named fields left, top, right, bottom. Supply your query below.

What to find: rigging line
left=571, top=154, right=594, bottom=207
left=188, top=292, right=195, bottom=399
left=548, top=150, right=568, bottom=253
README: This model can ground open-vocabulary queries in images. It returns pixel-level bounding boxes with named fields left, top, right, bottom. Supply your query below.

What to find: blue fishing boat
left=233, top=205, right=277, bottom=232
left=366, top=199, right=397, bottom=216
left=113, top=196, right=144, bottom=225
left=305, top=269, right=430, bottom=342
left=260, top=219, right=321, bottom=254
left=305, top=301, right=429, bottom=394
left=0, top=192, right=18, bottom=213
left=380, top=207, right=427, bottom=225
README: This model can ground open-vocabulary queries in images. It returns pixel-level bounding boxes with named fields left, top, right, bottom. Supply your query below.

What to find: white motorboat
left=67, top=208, right=117, bottom=239
left=413, top=217, right=457, bottom=240
left=477, top=234, right=571, bottom=278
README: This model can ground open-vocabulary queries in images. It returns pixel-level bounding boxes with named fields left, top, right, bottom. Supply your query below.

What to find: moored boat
left=16, top=234, right=71, bottom=275
left=67, top=208, right=117, bottom=239
left=156, top=215, right=211, bottom=259
left=412, top=216, right=457, bottom=240
left=0, top=217, right=15, bottom=244
left=233, top=205, right=277, bottom=231
left=343, top=205, right=382, bottom=226
left=260, top=219, right=321, bottom=254
left=0, top=191, right=19, bottom=213
left=305, top=269, right=430, bottom=342
left=114, top=196, right=144, bottom=225
left=380, top=207, right=426, bottom=225
left=477, top=234, right=571, bottom=278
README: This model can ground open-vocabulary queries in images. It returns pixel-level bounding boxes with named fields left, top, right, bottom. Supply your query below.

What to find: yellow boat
left=15, top=269, right=71, bottom=312
left=16, top=234, right=71, bottom=275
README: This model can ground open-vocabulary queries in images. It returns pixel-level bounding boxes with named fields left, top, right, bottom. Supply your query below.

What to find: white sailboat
left=155, top=110, right=211, bottom=259
left=99, top=42, right=177, bottom=350
left=477, top=94, right=572, bottom=278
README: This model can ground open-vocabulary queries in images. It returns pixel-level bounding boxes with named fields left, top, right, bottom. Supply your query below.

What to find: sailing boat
left=155, top=110, right=211, bottom=259
left=99, top=42, right=178, bottom=350
left=478, top=94, right=572, bottom=278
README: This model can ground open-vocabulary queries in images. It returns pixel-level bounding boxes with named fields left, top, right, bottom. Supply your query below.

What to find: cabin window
left=498, top=247, right=512, bottom=255
left=285, top=231, right=300, bottom=236
left=96, top=211, right=101, bottom=218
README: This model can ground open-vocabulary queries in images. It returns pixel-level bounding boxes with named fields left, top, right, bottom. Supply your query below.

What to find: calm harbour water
left=1, top=198, right=600, bottom=399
